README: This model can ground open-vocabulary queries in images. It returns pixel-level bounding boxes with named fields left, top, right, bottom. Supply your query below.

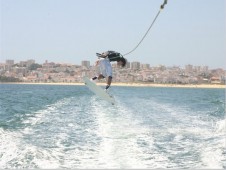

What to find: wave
left=111, top=96, right=226, bottom=168
left=215, top=118, right=226, bottom=133
left=0, top=96, right=87, bottom=168
left=0, top=86, right=225, bottom=169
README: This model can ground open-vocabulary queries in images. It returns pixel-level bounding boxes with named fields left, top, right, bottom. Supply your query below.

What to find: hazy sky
left=0, top=0, right=225, bottom=69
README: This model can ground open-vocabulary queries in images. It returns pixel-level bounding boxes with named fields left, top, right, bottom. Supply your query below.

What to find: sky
left=0, top=0, right=225, bottom=69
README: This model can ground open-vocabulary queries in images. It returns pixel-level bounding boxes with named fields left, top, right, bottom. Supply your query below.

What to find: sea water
left=0, top=84, right=225, bottom=168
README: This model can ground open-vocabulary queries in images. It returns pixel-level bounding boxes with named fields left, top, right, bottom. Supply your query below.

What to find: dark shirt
left=99, top=51, right=122, bottom=62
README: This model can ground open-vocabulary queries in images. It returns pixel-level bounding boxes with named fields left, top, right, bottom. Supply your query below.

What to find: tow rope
left=123, top=0, right=168, bottom=56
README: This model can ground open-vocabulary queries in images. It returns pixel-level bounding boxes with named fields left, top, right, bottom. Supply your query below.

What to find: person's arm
left=96, top=51, right=121, bottom=62
left=96, top=51, right=109, bottom=58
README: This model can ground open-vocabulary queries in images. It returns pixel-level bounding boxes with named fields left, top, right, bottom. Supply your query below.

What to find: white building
left=81, top=61, right=90, bottom=68
left=131, top=61, right=140, bottom=70
left=6, top=60, right=14, bottom=66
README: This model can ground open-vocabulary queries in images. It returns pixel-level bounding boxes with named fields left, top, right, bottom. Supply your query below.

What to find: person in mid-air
left=91, top=51, right=127, bottom=91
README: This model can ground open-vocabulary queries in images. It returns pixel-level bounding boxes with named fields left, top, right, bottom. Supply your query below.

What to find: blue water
left=0, top=84, right=225, bottom=168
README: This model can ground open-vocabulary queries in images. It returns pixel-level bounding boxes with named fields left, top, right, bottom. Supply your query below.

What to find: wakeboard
left=83, top=76, right=115, bottom=105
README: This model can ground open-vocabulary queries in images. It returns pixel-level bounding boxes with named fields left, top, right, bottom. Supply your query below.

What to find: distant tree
left=13, top=64, right=19, bottom=67
left=70, top=71, right=75, bottom=76
left=50, top=70, right=58, bottom=73
left=0, top=76, right=21, bottom=82
left=65, top=69, right=70, bottom=73
left=28, top=63, right=42, bottom=70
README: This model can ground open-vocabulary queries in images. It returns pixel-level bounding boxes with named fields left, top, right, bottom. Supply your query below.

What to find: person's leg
left=98, top=74, right=105, bottom=80
left=91, top=74, right=104, bottom=81
left=91, top=76, right=98, bottom=80
left=92, top=59, right=109, bottom=82
left=105, top=61, right=112, bottom=85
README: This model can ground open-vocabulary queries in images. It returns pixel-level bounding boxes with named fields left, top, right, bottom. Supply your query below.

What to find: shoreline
left=111, top=83, right=226, bottom=89
left=0, top=82, right=225, bottom=89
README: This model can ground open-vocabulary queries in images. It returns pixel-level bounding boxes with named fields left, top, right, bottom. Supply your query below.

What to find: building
left=185, top=64, right=193, bottom=73
left=6, top=60, right=14, bottom=66
left=202, top=66, right=209, bottom=72
left=19, top=61, right=27, bottom=67
left=141, top=64, right=150, bottom=70
left=125, top=61, right=130, bottom=69
left=81, top=60, right=90, bottom=68
left=27, top=59, right=35, bottom=67
left=131, top=61, right=140, bottom=70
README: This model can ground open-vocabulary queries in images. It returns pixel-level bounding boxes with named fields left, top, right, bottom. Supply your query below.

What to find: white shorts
left=98, top=58, right=112, bottom=78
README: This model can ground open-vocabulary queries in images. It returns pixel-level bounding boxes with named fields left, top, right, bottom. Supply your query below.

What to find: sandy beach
left=1, top=82, right=225, bottom=89
left=109, top=83, right=226, bottom=89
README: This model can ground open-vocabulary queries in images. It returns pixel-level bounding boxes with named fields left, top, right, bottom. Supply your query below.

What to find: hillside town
left=0, top=59, right=225, bottom=85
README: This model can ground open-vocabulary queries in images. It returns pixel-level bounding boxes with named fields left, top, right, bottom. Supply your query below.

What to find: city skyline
left=1, top=0, right=225, bottom=69
left=1, top=58, right=225, bottom=70
left=1, top=57, right=225, bottom=85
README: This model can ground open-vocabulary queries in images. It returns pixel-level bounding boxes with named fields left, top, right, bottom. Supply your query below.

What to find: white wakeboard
left=83, top=77, right=115, bottom=105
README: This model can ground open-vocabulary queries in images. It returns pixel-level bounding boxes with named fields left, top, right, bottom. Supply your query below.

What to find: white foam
left=200, top=143, right=225, bottom=169
left=215, top=119, right=226, bottom=133
left=1, top=92, right=225, bottom=169
left=0, top=128, right=21, bottom=168
left=0, top=97, right=80, bottom=168
left=90, top=99, right=178, bottom=169
left=0, top=128, right=63, bottom=168
left=21, top=97, right=74, bottom=130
